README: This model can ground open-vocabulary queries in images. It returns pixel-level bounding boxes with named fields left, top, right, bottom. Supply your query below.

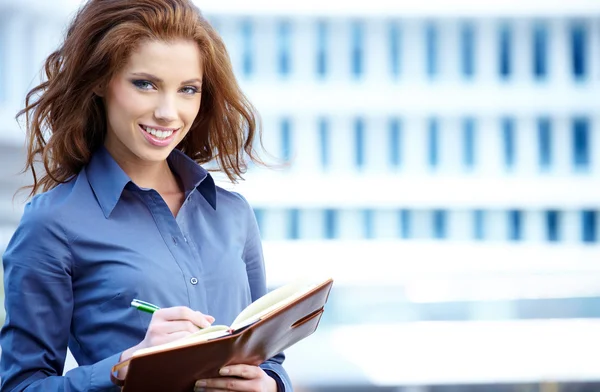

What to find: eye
left=180, top=86, right=200, bottom=95
left=132, top=80, right=155, bottom=90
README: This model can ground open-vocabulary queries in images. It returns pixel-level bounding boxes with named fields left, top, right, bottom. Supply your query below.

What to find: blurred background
left=1, top=0, right=600, bottom=391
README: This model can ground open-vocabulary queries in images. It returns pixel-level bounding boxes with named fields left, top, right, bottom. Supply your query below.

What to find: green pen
left=131, top=299, right=161, bottom=314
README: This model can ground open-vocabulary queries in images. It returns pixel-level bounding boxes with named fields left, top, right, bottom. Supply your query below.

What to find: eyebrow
left=130, top=72, right=202, bottom=85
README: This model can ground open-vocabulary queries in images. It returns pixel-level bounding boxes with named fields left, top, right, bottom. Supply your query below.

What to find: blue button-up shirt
left=0, top=147, right=291, bottom=391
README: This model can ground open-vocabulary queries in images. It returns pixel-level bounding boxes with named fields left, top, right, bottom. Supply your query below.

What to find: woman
left=0, top=0, right=291, bottom=391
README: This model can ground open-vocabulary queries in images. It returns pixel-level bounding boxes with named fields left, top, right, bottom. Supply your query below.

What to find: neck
left=104, top=144, right=178, bottom=192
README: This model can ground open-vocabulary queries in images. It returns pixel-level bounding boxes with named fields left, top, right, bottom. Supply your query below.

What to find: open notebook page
left=229, top=277, right=322, bottom=331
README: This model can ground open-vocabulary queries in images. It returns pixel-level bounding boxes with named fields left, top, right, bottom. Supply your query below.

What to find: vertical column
left=290, top=114, right=319, bottom=174
left=524, top=210, right=545, bottom=243
left=329, top=115, right=354, bottom=175
left=553, top=116, right=571, bottom=176
left=439, top=117, right=462, bottom=175
left=299, top=209, right=324, bottom=240
left=218, top=17, right=242, bottom=79
left=486, top=209, right=507, bottom=242
left=254, top=17, right=277, bottom=83
left=476, top=18, right=498, bottom=85
left=329, top=18, right=351, bottom=83
left=337, top=210, right=363, bottom=239
left=411, top=210, right=431, bottom=240
left=515, top=117, right=537, bottom=177
left=364, top=116, right=388, bottom=175
left=403, top=116, right=428, bottom=175
left=448, top=210, right=472, bottom=241
left=364, top=18, right=389, bottom=84
left=374, top=209, right=398, bottom=239
left=593, top=116, right=600, bottom=176
left=439, top=19, right=459, bottom=83
left=562, top=210, right=580, bottom=244
left=402, top=19, right=426, bottom=85
left=549, top=18, right=570, bottom=86
left=259, top=114, right=283, bottom=167
left=262, top=209, right=287, bottom=241
left=292, top=17, right=315, bottom=83
left=588, top=19, right=600, bottom=83
left=5, top=11, right=29, bottom=108
left=477, top=116, right=503, bottom=176
left=512, top=18, right=532, bottom=85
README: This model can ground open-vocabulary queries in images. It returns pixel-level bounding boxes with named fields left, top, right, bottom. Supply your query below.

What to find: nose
left=154, top=94, right=178, bottom=124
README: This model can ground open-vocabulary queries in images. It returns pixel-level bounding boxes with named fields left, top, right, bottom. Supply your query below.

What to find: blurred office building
left=1, top=0, right=600, bottom=391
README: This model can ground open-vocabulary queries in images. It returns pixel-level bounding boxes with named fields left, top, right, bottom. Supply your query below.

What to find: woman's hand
left=194, top=364, right=277, bottom=392
left=117, top=306, right=215, bottom=379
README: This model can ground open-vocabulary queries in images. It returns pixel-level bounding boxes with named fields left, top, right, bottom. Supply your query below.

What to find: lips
left=138, top=124, right=180, bottom=147
left=140, top=124, right=177, bottom=140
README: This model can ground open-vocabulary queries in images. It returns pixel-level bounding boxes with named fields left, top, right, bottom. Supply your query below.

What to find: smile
left=140, top=124, right=178, bottom=140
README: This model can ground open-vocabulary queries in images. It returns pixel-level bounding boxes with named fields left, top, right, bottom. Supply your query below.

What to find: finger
left=219, top=364, right=261, bottom=380
left=161, top=320, right=202, bottom=335
left=156, top=307, right=213, bottom=328
left=195, top=377, right=253, bottom=392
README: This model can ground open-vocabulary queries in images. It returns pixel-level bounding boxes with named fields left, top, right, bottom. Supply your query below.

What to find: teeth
left=142, top=126, right=174, bottom=139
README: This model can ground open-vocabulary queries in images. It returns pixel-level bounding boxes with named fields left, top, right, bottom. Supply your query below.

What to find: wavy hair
left=18, top=0, right=262, bottom=196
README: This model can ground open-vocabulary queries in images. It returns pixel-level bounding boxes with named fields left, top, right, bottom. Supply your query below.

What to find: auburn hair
left=18, top=0, right=262, bottom=196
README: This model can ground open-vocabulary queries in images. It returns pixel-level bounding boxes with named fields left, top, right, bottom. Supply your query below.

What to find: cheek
left=107, top=83, right=148, bottom=125
left=182, top=98, right=202, bottom=125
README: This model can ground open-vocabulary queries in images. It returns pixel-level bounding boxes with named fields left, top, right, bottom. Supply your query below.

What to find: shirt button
left=184, top=236, right=188, bottom=243
left=172, top=236, right=177, bottom=245
left=190, top=277, right=198, bottom=285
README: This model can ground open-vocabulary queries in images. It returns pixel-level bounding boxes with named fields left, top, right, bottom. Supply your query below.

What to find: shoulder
left=215, top=185, right=254, bottom=215
left=10, top=177, right=83, bottom=246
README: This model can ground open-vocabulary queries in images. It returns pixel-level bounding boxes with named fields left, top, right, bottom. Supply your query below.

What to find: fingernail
left=219, top=367, right=230, bottom=375
left=195, top=380, right=206, bottom=387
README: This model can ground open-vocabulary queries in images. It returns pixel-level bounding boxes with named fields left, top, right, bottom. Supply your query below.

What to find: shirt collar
left=86, top=146, right=217, bottom=218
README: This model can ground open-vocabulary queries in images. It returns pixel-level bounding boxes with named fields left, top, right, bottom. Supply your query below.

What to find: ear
left=93, top=83, right=105, bottom=97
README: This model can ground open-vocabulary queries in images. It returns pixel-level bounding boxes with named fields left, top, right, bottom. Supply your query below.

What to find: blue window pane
left=354, top=118, right=365, bottom=168
left=572, top=117, right=589, bottom=170
left=428, top=118, right=439, bottom=169
left=508, top=209, right=522, bottom=241
left=351, top=21, right=364, bottom=79
left=545, top=210, right=560, bottom=242
left=473, top=209, right=485, bottom=240
left=316, top=21, right=328, bottom=78
left=433, top=209, right=447, bottom=239
left=363, top=209, right=374, bottom=239
left=463, top=117, right=476, bottom=169
left=324, top=209, right=338, bottom=239
left=318, top=117, right=329, bottom=169
left=581, top=210, right=597, bottom=243
left=461, top=23, right=475, bottom=79
left=253, top=208, right=264, bottom=233
left=241, top=20, right=253, bottom=77
left=281, top=118, right=292, bottom=161
left=425, top=23, right=438, bottom=78
left=533, top=23, right=548, bottom=79
left=502, top=117, right=516, bottom=170
left=389, top=22, right=401, bottom=77
left=537, top=117, right=552, bottom=170
left=287, top=208, right=300, bottom=239
left=571, top=23, right=587, bottom=79
left=0, top=23, right=6, bottom=103
left=499, top=24, right=511, bottom=78
left=400, top=209, right=411, bottom=239
left=277, top=21, right=292, bottom=76
left=389, top=118, right=402, bottom=167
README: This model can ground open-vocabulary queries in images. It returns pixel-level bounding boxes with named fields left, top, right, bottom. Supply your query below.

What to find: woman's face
left=102, top=39, right=203, bottom=164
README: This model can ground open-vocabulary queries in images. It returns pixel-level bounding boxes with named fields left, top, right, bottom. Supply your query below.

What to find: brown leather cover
left=111, top=278, right=333, bottom=392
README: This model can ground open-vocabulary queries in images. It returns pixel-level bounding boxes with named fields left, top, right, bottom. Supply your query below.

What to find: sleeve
left=0, top=203, right=121, bottom=392
left=236, top=193, right=294, bottom=392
